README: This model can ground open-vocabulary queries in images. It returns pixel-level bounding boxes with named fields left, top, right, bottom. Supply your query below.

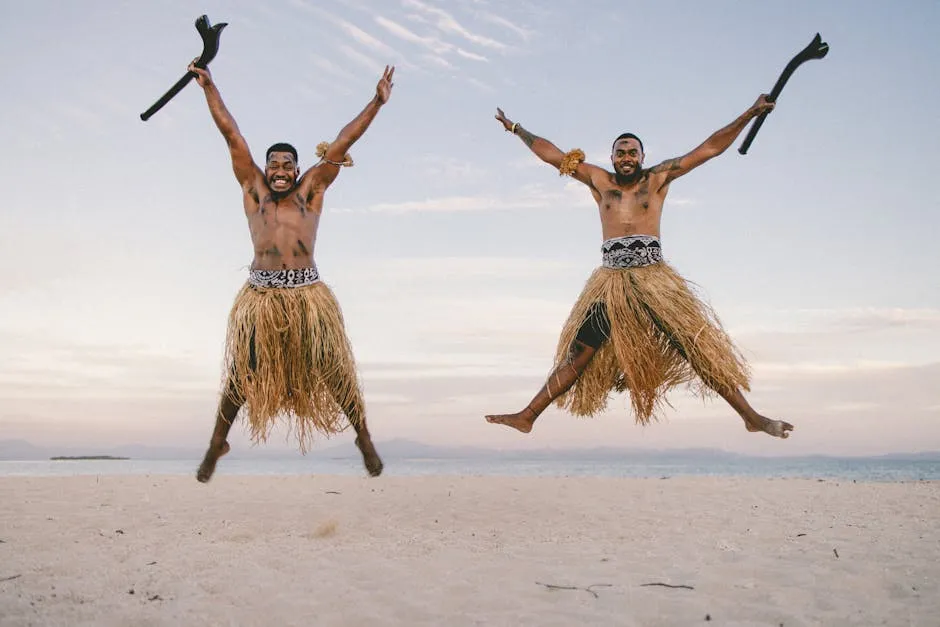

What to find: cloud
left=374, top=5, right=506, bottom=70
left=375, top=16, right=450, bottom=55
left=456, top=48, right=489, bottom=62
left=477, top=12, right=533, bottom=42
left=336, top=18, right=400, bottom=57
left=466, top=77, right=496, bottom=92
left=419, top=53, right=456, bottom=70
left=403, top=0, right=509, bottom=51
left=309, top=55, right=361, bottom=82
left=336, top=181, right=594, bottom=213
left=826, top=401, right=882, bottom=413
left=415, top=155, right=487, bottom=180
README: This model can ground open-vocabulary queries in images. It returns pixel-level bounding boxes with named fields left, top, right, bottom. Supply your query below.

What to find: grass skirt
left=553, top=262, right=750, bottom=423
left=223, top=281, right=363, bottom=452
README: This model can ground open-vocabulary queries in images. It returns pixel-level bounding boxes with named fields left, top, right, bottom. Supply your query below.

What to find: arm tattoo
left=516, top=125, right=537, bottom=148
left=652, top=157, right=683, bottom=173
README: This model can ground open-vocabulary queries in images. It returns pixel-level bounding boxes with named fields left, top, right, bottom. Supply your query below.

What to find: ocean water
left=1, top=456, right=938, bottom=482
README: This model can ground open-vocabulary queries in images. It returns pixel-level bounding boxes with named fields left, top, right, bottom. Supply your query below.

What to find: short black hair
left=612, top=133, right=644, bottom=153
left=266, top=142, right=298, bottom=163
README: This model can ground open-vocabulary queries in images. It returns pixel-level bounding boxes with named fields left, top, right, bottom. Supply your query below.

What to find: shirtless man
left=485, top=95, right=794, bottom=439
left=192, top=60, right=394, bottom=482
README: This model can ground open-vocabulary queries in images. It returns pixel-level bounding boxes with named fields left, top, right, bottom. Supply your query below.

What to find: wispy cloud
left=310, top=55, right=361, bottom=81
left=289, top=1, right=411, bottom=74
left=419, top=53, right=456, bottom=70
left=415, top=155, right=487, bottom=180
left=466, top=77, right=496, bottom=92
left=403, top=0, right=509, bottom=51
left=477, top=11, right=533, bottom=42
left=375, top=16, right=450, bottom=55
left=335, top=18, right=399, bottom=56
left=340, top=182, right=594, bottom=213
left=375, top=5, right=505, bottom=70
left=456, top=48, right=489, bottom=62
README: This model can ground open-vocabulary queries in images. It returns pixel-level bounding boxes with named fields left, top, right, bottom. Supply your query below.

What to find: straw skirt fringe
left=222, top=281, right=362, bottom=452
left=553, top=263, right=750, bottom=423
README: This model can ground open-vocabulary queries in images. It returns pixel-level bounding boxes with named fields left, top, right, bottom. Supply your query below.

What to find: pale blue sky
left=1, top=0, right=938, bottom=456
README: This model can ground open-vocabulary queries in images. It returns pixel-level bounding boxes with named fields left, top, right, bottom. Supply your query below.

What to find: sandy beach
left=1, top=474, right=937, bottom=626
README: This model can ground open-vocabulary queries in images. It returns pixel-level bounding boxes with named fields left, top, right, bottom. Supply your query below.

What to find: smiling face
left=265, top=151, right=298, bottom=195
left=611, top=137, right=644, bottom=181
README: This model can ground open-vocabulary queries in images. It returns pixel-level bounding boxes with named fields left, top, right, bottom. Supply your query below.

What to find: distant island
left=50, top=455, right=130, bottom=461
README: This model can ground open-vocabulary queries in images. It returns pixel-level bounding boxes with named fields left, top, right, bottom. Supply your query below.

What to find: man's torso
left=243, top=175, right=326, bottom=271
left=589, top=170, right=670, bottom=241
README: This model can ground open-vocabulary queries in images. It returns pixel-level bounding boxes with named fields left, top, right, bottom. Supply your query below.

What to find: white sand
left=1, top=474, right=937, bottom=626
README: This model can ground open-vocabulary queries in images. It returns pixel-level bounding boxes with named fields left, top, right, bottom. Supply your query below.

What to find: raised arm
left=649, top=94, right=775, bottom=186
left=189, top=60, right=260, bottom=190
left=310, top=66, right=395, bottom=188
left=494, top=108, right=603, bottom=188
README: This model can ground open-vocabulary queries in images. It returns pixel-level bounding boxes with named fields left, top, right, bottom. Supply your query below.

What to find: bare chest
left=599, top=180, right=662, bottom=215
left=246, top=191, right=322, bottom=266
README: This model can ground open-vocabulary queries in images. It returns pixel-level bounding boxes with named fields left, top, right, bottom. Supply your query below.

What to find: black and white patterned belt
left=247, top=266, right=321, bottom=288
left=601, top=235, right=663, bottom=269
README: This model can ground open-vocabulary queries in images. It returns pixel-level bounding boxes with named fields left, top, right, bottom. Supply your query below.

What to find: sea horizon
left=3, top=449, right=939, bottom=483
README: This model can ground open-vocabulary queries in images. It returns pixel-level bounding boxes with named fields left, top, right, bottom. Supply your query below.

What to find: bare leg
left=196, top=381, right=241, bottom=483
left=645, top=307, right=794, bottom=439
left=486, top=340, right=598, bottom=434
left=712, top=385, right=794, bottom=438
left=333, top=387, right=383, bottom=477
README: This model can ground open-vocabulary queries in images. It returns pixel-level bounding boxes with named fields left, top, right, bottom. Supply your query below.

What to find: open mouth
left=271, top=176, right=291, bottom=187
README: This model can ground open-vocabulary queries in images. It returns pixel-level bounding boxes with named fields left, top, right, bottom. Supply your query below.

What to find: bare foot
left=485, top=409, right=536, bottom=434
left=196, top=440, right=230, bottom=483
left=355, top=435, right=383, bottom=477
left=745, top=415, right=794, bottom=439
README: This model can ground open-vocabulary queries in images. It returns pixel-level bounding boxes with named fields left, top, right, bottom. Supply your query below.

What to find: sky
left=0, top=0, right=938, bottom=457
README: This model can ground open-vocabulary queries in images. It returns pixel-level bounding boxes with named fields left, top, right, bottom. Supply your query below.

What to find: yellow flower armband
left=558, top=148, right=585, bottom=177
left=316, top=141, right=354, bottom=167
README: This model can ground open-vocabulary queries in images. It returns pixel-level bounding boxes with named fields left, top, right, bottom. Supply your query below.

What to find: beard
left=267, top=176, right=296, bottom=199
left=614, top=165, right=642, bottom=186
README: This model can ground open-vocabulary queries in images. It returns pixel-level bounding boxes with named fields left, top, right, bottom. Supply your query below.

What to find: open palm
left=376, top=65, right=395, bottom=104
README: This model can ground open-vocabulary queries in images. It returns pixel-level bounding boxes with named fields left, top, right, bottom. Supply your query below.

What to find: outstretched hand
left=750, top=94, right=775, bottom=117
left=376, top=65, right=395, bottom=104
left=188, top=58, right=212, bottom=88
left=495, top=107, right=514, bottom=132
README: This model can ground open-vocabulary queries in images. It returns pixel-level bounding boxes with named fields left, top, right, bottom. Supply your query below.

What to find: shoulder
left=586, top=165, right=615, bottom=187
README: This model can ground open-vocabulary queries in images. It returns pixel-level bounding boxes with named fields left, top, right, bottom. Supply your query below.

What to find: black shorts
left=575, top=302, right=612, bottom=349
left=574, top=300, right=691, bottom=361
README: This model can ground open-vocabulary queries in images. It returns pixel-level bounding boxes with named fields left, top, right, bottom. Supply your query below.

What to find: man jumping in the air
left=485, top=95, right=793, bottom=439
left=191, top=60, right=395, bottom=482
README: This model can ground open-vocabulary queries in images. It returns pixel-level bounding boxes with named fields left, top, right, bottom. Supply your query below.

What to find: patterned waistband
left=247, top=266, right=321, bottom=288
left=601, top=235, right=663, bottom=269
